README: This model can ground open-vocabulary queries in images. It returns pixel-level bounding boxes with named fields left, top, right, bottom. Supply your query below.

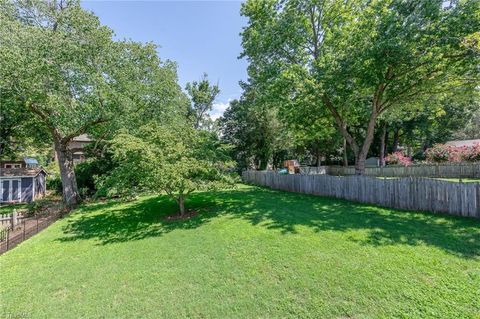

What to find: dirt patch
left=164, top=210, right=199, bottom=221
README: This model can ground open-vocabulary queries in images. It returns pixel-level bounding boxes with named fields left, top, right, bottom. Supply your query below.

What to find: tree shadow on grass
left=57, top=196, right=219, bottom=245
left=57, top=186, right=480, bottom=258
left=214, top=187, right=480, bottom=259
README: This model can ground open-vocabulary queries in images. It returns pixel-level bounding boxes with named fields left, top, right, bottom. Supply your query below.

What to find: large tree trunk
left=322, top=95, right=378, bottom=175
left=354, top=112, right=378, bottom=175
left=54, top=137, right=80, bottom=207
left=342, top=137, right=348, bottom=167
left=379, top=123, right=387, bottom=167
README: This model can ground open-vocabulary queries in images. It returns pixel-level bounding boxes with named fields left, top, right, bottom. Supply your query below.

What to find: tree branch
left=321, top=94, right=360, bottom=155
left=61, top=118, right=108, bottom=144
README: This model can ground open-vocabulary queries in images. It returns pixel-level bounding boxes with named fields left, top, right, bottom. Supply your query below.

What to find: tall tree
left=220, top=84, right=290, bottom=171
left=241, top=0, right=479, bottom=174
left=0, top=93, right=38, bottom=158
left=0, top=1, right=186, bottom=205
left=185, top=73, right=220, bottom=129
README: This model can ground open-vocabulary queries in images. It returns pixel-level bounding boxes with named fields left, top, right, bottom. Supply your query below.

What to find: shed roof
left=0, top=167, right=47, bottom=178
left=445, top=139, right=480, bottom=147
left=23, top=157, right=39, bottom=165
left=72, top=134, right=92, bottom=142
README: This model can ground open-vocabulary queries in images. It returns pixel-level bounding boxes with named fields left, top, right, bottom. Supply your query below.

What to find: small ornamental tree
left=97, top=124, right=234, bottom=216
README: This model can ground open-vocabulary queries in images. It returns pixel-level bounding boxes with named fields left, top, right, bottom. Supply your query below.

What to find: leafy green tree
left=0, top=1, right=186, bottom=205
left=240, top=0, right=479, bottom=174
left=185, top=73, right=220, bottom=129
left=370, top=87, right=480, bottom=162
left=265, top=69, right=341, bottom=166
left=220, top=83, right=291, bottom=171
left=452, top=93, right=480, bottom=140
left=98, top=124, right=234, bottom=216
left=0, top=91, right=51, bottom=159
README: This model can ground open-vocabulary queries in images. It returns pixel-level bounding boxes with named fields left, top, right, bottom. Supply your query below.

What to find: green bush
left=74, top=148, right=117, bottom=197
left=26, top=199, right=50, bottom=216
left=46, top=175, right=62, bottom=194
left=45, top=162, right=62, bottom=194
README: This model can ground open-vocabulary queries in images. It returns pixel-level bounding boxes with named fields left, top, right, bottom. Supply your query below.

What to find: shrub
left=45, top=162, right=62, bottom=194
left=425, top=143, right=480, bottom=163
left=46, top=175, right=62, bottom=194
left=425, top=144, right=452, bottom=162
left=462, top=143, right=480, bottom=162
left=385, top=151, right=412, bottom=167
left=74, top=147, right=116, bottom=197
left=26, top=199, right=50, bottom=216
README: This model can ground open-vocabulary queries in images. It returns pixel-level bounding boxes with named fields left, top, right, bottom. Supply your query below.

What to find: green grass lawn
left=1, top=185, right=479, bottom=318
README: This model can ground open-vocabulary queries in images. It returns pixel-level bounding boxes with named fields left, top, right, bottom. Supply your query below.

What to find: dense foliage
left=234, top=0, right=479, bottom=173
left=0, top=0, right=187, bottom=205
left=185, top=73, right=220, bottom=130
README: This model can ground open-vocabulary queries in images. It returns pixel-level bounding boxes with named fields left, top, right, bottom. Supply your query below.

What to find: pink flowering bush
left=425, top=143, right=480, bottom=163
left=462, top=143, right=480, bottom=162
left=385, top=151, right=412, bottom=167
left=425, top=144, right=456, bottom=162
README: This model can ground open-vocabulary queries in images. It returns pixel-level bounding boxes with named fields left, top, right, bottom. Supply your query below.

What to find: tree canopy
left=240, top=0, right=479, bottom=173
left=0, top=0, right=187, bottom=205
left=185, top=73, right=220, bottom=130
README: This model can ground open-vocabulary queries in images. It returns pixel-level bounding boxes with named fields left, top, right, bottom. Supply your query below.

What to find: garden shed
left=0, top=167, right=47, bottom=203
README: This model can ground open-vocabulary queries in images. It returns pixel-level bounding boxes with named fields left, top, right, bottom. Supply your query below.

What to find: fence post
left=6, top=229, right=9, bottom=250
left=11, top=209, right=17, bottom=229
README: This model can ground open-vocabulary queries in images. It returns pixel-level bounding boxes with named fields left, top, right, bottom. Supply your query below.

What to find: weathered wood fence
left=326, top=162, right=480, bottom=178
left=242, top=171, right=480, bottom=219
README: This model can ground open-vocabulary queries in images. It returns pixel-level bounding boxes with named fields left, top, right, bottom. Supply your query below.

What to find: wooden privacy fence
left=242, top=171, right=480, bottom=219
left=327, top=162, right=480, bottom=178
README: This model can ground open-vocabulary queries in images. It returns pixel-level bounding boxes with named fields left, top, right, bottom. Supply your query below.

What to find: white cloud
left=209, top=101, right=230, bottom=121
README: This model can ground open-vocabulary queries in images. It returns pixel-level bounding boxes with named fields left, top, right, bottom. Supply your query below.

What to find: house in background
left=0, top=158, right=47, bottom=203
left=445, top=139, right=480, bottom=147
left=53, top=134, right=92, bottom=163
left=69, top=134, right=92, bottom=162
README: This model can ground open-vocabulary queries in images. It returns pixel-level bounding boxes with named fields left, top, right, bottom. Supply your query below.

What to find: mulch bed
left=164, top=210, right=199, bottom=221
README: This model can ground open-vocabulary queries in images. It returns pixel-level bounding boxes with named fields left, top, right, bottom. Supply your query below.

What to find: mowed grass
left=1, top=185, right=479, bottom=318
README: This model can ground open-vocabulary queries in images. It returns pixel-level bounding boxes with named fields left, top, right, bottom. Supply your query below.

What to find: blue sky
left=82, top=0, right=248, bottom=119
